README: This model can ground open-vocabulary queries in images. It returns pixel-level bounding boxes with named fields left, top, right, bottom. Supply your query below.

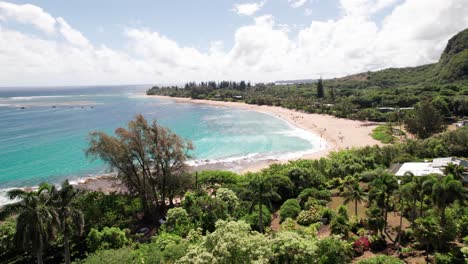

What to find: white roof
left=394, top=157, right=466, bottom=177
left=432, top=157, right=461, bottom=167
left=395, top=162, right=444, bottom=176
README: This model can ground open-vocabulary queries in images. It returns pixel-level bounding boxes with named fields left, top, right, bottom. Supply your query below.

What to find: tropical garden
left=0, top=113, right=466, bottom=264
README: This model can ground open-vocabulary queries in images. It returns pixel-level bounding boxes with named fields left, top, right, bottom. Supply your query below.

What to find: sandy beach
left=72, top=95, right=382, bottom=192
left=147, top=95, right=383, bottom=172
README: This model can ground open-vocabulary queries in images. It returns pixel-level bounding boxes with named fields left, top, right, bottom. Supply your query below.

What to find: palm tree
left=400, top=172, right=419, bottom=226
left=406, top=174, right=437, bottom=219
left=443, top=163, right=465, bottom=181
left=0, top=184, right=58, bottom=264
left=341, top=181, right=367, bottom=217
left=247, top=173, right=280, bottom=233
left=366, top=206, right=384, bottom=236
left=52, top=180, right=84, bottom=264
left=396, top=180, right=415, bottom=247
left=431, top=174, right=465, bottom=227
left=369, top=172, right=398, bottom=229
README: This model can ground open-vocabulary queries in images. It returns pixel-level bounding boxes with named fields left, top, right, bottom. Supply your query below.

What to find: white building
left=392, top=157, right=468, bottom=177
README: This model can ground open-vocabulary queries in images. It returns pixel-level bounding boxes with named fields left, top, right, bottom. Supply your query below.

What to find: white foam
left=187, top=108, right=327, bottom=167
left=0, top=186, right=41, bottom=206
left=0, top=188, right=18, bottom=205
left=186, top=137, right=327, bottom=167
left=10, top=96, right=33, bottom=100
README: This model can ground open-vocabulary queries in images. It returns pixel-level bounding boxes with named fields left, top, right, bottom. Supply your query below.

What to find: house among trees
left=389, top=157, right=468, bottom=187
left=377, top=107, right=414, bottom=113
left=456, top=120, right=468, bottom=128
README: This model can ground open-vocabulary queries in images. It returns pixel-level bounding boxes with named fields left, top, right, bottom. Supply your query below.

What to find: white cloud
left=0, top=1, right=56, bottom=33
left=289, top=0, right=308, bottom=8
left=232, top=1, right=266, bottom=16
left=0, top=0, right=467, bottom=86
left=340, top=0, right=401, bottom=16
left=57, top=17, right=90, bottom=47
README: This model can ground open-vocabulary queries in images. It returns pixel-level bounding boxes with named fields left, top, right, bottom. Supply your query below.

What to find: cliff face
left=333, top=28, right=468, bottom=87
left=437, top=28, right=468, bottom=80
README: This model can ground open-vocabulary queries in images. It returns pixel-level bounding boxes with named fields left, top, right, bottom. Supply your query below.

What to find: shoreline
left=76, top=95, right=382, bottom=193
left=1, top=95, right=382, bottom=201
left=147, top=95, right=382, bottom=172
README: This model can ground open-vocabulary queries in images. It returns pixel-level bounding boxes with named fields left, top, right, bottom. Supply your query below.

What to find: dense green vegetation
left=1, top=27, right=468, bottom=264
left=147, top=29, right=468, bottom=123
left=0, top=114, right=466, bottom=263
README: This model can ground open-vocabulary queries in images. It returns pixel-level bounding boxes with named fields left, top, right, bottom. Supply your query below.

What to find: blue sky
left=0, top=0, right=467, bottom=86
left=4, top=0, right=344, bottom=51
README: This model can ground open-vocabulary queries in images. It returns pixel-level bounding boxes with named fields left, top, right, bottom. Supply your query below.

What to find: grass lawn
left=327, top=196, right=368, bottom=219
left=371, top=125, right=396, bottom=144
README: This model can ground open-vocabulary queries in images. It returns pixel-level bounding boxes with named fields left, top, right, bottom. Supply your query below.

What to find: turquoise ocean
left=0, top=85, right=323, bottom=204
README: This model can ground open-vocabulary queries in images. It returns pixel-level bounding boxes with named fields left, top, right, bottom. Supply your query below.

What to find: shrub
left=434, top=253, right=455, bottom=264
left=197, top=170, right=240, bottom=187
left=369, top=235, right=387, bottom=251
left=280, top=199, right=301, bottom=222
left=216, top=188, right=240, bottom=216
left=337, top=205, right=349, bottom=220
left=139, top=233, right=189, bottom=263
left=77, top=248, right=136, bottom=264
left=320, top=208, right=334, bottom=222
left=152, top=232, right=183, bottom=251
left=73, top=191, right=141, bottom=230
left=457, top=215, right=468, bottom=239
left=86, top=227, right=130, bottom=252
left=353, top=237, right=371, bottom=256
left=330, top=215, right=350, bottom=238
left=0, top=217, right=16, bottom=260
left=297, top=206, right=322, bottom=226
left=270, top=231, right=317, bottom=264
left=183, top=191, right=229, bottom=232
left=356, top=254, right=404, bottom=264
left=281, top=218, right=297, bottom=231
left=178, top=220, right=272, bottom=264
left=241, top=205, right=271, bottom=232
left=298, top=188, right=332, bottom=208
left=316, top=236, right=352, bottom=264
left=162, top=207, right=193, bottom=237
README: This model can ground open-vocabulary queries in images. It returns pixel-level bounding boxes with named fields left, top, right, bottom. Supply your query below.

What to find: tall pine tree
left=317, top=78, right=325, bottom=99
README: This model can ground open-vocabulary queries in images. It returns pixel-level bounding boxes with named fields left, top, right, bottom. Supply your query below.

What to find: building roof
left=395, top=162, right=443, bottom=176
left=394, top=157, right=468, bottom=177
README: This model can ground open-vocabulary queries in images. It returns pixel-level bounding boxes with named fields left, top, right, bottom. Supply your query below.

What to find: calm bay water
left=0, top=85, right=322, bottom=202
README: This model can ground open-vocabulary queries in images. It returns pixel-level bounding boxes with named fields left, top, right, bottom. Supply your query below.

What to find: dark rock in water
left=20, top=107, right=26, bottom=109
left=81, top=106, right=84, bottom=108
left=52, top=106, right=56, bottom=108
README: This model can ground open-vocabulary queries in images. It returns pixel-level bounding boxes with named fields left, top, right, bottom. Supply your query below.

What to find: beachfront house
left=389, top=157, right=468, bottom=187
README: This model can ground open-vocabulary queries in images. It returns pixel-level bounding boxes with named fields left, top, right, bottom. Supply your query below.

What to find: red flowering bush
left=353, top=237, right=371, bottom=256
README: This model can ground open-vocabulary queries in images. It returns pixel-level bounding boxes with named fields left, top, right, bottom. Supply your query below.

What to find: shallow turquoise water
left=0, top=86, right=321, bottom=201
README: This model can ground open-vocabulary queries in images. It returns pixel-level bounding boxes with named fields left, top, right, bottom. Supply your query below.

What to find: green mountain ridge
left=333, top=28, right=468, bottom=87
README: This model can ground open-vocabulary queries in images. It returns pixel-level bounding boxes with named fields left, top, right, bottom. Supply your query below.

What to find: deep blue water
left=0, top=85, right=322, bottom=203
